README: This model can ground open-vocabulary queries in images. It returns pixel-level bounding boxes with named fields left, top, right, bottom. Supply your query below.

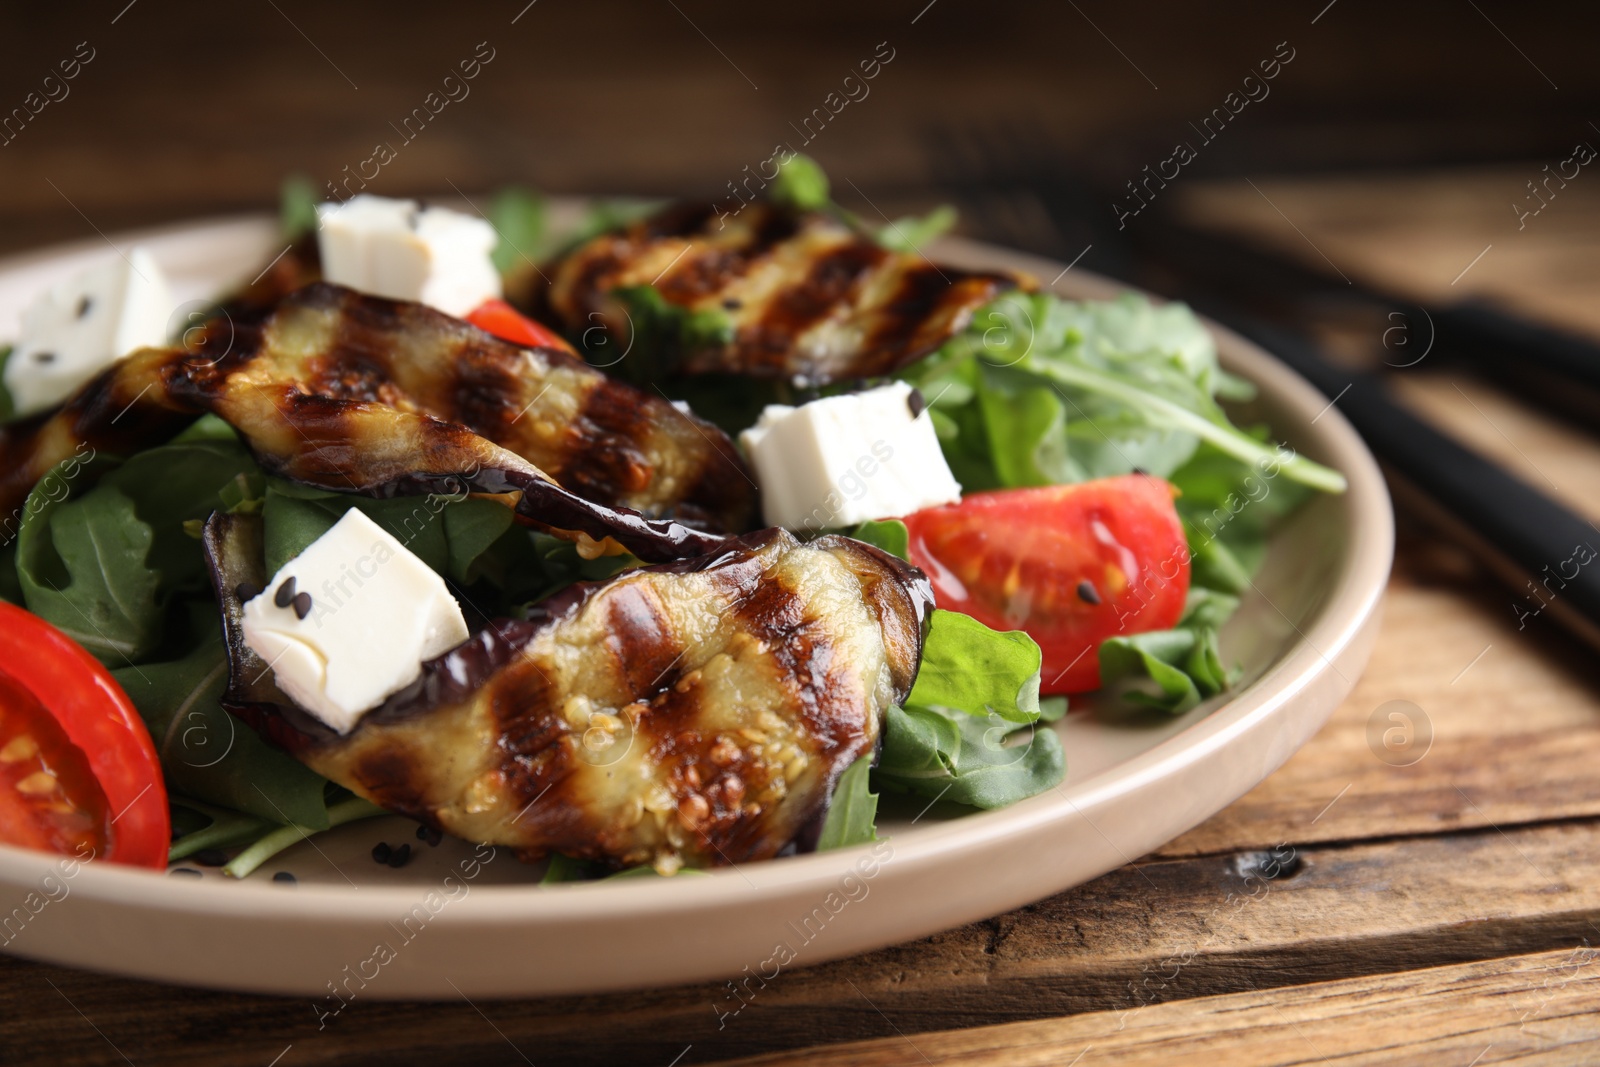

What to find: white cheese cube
left=316, top=195, right=501, bottom=317
left=739, top=382, right=962, bottom=531
left=4, top=247, right=173, bottom=417
left=241, top=508, right=469, bottom=734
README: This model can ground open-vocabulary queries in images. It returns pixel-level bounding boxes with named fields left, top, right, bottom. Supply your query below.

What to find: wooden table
left=6, top=4, right=1600, bottom=1063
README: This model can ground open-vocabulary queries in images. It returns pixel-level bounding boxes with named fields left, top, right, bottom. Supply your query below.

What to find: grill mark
left=858, top=269, right=1015, bottom=377
left=603, top=582, right=684, bottom=694
left=815, top=535, right=934, bottom=697
left=559, top=376, right=658, bottom=505
left=308, top=295, right=406, bottom=404
left=727, top=563, right=864, bottom=755
left=351, top=743, right=428, bottom=817
left=656, top=247, right=745, bottom=304
left=447, top=333, right=527, bottom=442
left=747, top=240, right=886, bottom=363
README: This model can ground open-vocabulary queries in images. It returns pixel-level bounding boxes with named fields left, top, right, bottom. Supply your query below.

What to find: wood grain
left=9, top=819, right=1600, bottom=1067
left=713, top=947, right=1600, bottom=1066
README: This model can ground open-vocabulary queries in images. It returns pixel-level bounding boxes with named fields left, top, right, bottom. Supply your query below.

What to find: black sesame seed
left=34, top=351, right=56, bottom=364
left=371, top=842, right=392, bottom=864
left=722, top=298, right=743, bottom=310
left=907, top=387, right=927, bottom=419
left=192, top=848, right=230, bottom=867
left=272, top=871, right=297, bottom=885
left=416, top=824, right=443, bottom=846
left=385, top=843, right=412, bottom=869
left=235, top=582, right=262, bottom=602
left=170, top=867, right=202, bottom=877
left=274, top=577, right=297, bottom=608
left=1076, top=580, right=1102, bottom=605
left=76, top=295, right=93, bottom=319
left=292, top=591, right=313, bottom=620
left=1131, top=467, right=1149, bottom=476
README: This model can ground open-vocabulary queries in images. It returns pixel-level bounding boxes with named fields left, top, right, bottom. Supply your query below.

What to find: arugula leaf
left=871, top=610, right=1064, bottom=809
left=17, top=471, right=164, bottom=664
left=845, top=519, right=909, bottom=561
left=112, top=609, right=334, bottom=827
left=906, top=610, right=1042, bottom=724
left=280, top=174, right=320, bottom=239
left=771, top=153, right=831, bottom=211
left=876, top=204, right=957, bottom=253
left=14, top=441, right=260, bottom=665
left=904, top=292, right=1344, bottom=492
left=1097, top=588, right=1238, bottom=714
left=171, top=413, right=239, bottom=444
left=489, top=186, right=547, bottom=275
left=877, top=704, right=1064, bottom=809
left=817, top=756, right=879, bottom=850
left=101, top=440, right=259, bottom=598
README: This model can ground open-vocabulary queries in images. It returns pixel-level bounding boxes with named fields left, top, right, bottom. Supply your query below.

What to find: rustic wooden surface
left=5, top=3, right=1600, bottom=1064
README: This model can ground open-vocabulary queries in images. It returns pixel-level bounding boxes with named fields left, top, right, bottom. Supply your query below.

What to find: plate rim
left=0, top=216, right=1392, bottom=983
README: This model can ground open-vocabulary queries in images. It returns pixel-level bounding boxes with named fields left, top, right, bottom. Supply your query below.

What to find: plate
left=0, top=211, right=1393, bottom=998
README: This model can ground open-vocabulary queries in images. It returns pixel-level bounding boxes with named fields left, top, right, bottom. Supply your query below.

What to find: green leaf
left=977, top=376, right=1067, bottom=488
left=771, top=153, right=831, bottom=211
left=443, top=499, right=516, bottom=584
left=17, top=474, right=164, bottom=664
left=901, top=291, right=1345, bottom=493
left=876, top=204, right=957, bottom=253
left=816, top=756, right=879, bottom=850
left=99, top=440, right=259, bottom=598
left=906, top=610, right=1042, bottom=724
left=878, top=704, right=962, bottom=780
left=280, top=174, right=320, bottom=240
left=876, top=704, right=1064, bottom=809
left=489, top=186, right=547, bottom=275
left=845, top=519, right=908, bottom=561
left=112, top=607, right=335, bottom=827
left=541, top=853, right=602, bottom=884
left=171, top=413, right=239, bottom=444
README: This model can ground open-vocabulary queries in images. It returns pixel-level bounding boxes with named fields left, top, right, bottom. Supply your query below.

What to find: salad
left=0, top=157, right=1344, bottom=880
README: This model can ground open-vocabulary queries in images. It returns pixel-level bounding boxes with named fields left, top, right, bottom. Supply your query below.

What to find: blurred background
left=0, top=0, right=1596, bottom=307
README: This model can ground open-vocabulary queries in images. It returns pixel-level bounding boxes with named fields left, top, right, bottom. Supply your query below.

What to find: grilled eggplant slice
left=529, top=201, right=1021, bottom=386
left=0, top=284, right=756, bottom=560
left=207, top=515, right=932, bottom=870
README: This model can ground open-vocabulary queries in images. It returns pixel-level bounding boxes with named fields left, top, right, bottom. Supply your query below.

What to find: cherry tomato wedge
left=0, top=602, right=169, bottom=868
left=902, top=475, right=1190, bottom=695
left=465, top=298, right=575, bottom=353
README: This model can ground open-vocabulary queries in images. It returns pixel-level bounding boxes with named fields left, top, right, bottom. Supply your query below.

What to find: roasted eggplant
left=207, top=515, right=932, bottom=870
left=0, top=284, right=757, bottom=561
left=528, top=201, right=1021, bottom=386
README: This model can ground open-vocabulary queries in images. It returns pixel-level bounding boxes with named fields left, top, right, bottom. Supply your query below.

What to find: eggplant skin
left=210, top=518, right=932, bottom=871
left=0, top=283, right=757, bottom=561
left=529, top=201, right=1022, bottom=385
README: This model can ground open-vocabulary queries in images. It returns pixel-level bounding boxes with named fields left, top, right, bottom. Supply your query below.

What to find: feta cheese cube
left=739, top=382, right=962, bottom=531
left=241, top=508, right=469, bottom=734
left=316, top=195, right=501, bottom=317
left=3, top=247, right=173, bottom=417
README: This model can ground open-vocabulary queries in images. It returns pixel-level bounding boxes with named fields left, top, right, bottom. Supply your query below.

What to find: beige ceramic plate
left=0, top=211, right=1392, bottom=998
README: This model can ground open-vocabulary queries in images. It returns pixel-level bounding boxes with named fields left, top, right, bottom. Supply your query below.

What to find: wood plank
left=11, top=820, right=1600, bottom=1067
left=711, top=947, right=1600, bottom=1066
left=1156, top=536, right=1600, bottom=857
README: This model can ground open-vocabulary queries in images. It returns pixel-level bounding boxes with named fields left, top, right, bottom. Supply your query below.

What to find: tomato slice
left=0, top=602, right=169, bottom=868
left=902, top=475, right=1190, bottom=696
left=465, top=298, right=575, bottom=353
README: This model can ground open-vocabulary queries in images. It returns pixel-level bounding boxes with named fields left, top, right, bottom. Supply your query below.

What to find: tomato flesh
left=466, top=298, right=576, bottom=353
left=0, top=602, right=168, bottom=868
left=0, top=670, right=110, bottom=858
left=903, top=475, right=1190, bottom=695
